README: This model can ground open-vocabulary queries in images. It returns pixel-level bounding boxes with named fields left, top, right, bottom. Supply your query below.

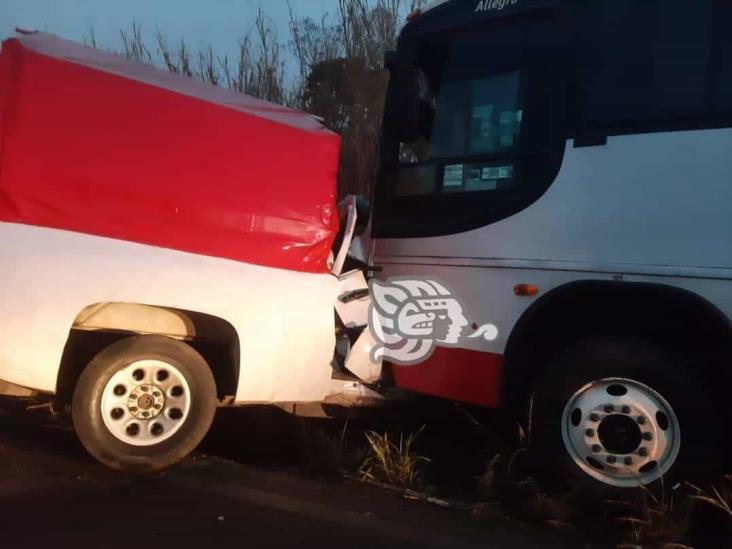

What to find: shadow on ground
left=0, top=398, right=729, bottom=548
left=0, top=398, right=577, bottom=549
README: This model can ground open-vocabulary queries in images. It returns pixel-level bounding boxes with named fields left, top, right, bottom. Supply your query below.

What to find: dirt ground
left=0, top=399, right=583, bottom=549
left=2, top=397, right=729, bottom=548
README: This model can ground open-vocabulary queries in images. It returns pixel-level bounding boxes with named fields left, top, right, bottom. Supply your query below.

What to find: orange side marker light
left=514, top=284, right=539, bottom=297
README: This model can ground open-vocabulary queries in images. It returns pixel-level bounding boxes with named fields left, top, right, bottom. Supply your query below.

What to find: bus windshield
left=394, top=30, right=526, bottom=197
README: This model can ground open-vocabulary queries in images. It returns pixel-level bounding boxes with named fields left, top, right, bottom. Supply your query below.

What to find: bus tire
left=72, top=335, right=217, bottom=472
left=529, top=336, right=721, bottom=496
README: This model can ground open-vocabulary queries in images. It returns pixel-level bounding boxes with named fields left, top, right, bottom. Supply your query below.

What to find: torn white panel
left=332, top=195, right=359, bottom=277
left=345, top=329, right=383, bottom=384
left=335, top=270, right=370, bottom=328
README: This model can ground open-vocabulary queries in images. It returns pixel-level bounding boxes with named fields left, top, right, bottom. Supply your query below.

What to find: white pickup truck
left=0, top=31, right=381, bottom=471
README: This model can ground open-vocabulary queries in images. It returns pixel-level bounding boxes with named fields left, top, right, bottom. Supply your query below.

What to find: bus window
left=396, top=70, right=523, bottom=197
left=375, top=15, right=567, bottom=238
left=576, top=0, right=717, bottom=131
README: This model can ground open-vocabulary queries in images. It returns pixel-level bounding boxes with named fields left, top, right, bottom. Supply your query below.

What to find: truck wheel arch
left=56, top=303, right=241, bottom=406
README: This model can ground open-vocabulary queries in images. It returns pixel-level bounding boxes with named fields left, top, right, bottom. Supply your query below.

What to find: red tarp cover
left=0, top=32, right=340, bottom=273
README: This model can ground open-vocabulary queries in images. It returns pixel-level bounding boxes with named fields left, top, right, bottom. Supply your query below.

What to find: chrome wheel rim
left=561, top=377, right=681, bottom=487
left=101, top=360, right=191, bottom=446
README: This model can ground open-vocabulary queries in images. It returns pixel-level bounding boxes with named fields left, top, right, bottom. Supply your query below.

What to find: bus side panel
left=374, top=129, right=732, bottom=406
left=376, top=261, right=731, bottom=407
left=376, top=129, right=732, bottom=272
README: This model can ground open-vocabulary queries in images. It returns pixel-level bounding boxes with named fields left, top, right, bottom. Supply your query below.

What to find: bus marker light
left=514, top=284, right=539, bottom=297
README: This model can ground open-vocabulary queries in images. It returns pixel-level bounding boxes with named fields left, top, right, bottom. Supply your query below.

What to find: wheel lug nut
left=589, top=413, right=600, bottom=422
left=604, top=404, right=614, bottom=413
left=592, top=444, right=602, bottom=453
left=642, top=432, right=653, bottom=441
left=638, top=448, right=648, bottom=457
left=606, top=455, right=616, bottom=464
left=637, top=416, right=646, bottom=425
left=585, top=429, right=595, bottom=437
left=621, top=405, right=631, bottom=414
left=624, top=457, right=633, bottom=465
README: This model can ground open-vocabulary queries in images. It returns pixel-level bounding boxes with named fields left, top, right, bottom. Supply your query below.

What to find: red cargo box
left=0, top=32, right=340, bottom=273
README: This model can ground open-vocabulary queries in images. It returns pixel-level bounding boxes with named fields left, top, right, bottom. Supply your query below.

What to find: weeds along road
left=0, top=400, right=579, bottom=549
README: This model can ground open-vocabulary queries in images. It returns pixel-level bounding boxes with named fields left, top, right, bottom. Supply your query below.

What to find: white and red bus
left=369, top=0, right=731, bottom=491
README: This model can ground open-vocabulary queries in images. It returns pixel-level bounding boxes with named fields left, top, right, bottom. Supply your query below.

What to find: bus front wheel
left=530, top=336, right=722, bottom=495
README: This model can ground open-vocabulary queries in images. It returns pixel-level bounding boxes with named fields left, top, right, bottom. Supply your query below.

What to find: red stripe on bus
left=390, top=347, right=503, bottom=407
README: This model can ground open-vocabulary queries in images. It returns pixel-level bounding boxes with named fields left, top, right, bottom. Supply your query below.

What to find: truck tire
left=529, top=336, right=721, bottom=495
left=72, top=335, right=217, bottom=472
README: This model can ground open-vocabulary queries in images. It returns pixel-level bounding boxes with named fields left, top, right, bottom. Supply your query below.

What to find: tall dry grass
left=92, top=0, right=424, bottom=198
left=358, top=426, right=429, bottom=487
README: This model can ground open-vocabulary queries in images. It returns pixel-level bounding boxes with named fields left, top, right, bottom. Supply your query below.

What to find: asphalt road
left=0, top=400, right=582, bottom=549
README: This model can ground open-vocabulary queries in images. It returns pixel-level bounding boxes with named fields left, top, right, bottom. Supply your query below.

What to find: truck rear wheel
left=72, top=335, right=217, bottom=472
left=530, top=336, right=721, bottom=495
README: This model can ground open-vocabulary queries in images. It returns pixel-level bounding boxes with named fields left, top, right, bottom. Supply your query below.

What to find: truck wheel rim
left=560, top=377, right=681, bottom=487
left=101, top=360, right=192, bottom=446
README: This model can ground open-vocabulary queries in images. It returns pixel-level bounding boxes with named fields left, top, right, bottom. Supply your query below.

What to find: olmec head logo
left=368, top=278, right=498, bottom=365
left=475, top=0, right=519, bottom=12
